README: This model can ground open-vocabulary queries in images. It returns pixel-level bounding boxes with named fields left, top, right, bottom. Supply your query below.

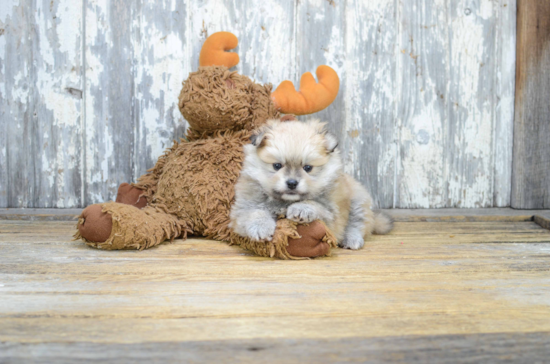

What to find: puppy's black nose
left=286, top=179, right=298, bottom=190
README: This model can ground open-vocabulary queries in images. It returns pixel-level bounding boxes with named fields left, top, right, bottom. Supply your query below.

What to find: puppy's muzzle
left=286, top=179, right=298, bottom=190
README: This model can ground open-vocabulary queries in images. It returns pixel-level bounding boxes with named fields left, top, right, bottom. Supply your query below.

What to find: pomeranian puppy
left=230, top=119, right=393, bottom=249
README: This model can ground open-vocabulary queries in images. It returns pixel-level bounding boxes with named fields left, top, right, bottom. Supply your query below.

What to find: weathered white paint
left=0, top=0, right=83, bottom=208
left=189, top=0, right=296, bottom=84
left=341, top=0, right=397, bottom=209
left=0, top=0, right=517, bottom=208
left=133, top=0, right=190, bottom=181
left=493, top=0, right=516, bottom=207
left=396, top=0, right=449, bottom=208
left=33, top=0, right=83, bottom=208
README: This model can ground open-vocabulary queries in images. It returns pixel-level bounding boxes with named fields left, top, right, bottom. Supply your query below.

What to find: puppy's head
left=244, top=119, right=342, bottom=202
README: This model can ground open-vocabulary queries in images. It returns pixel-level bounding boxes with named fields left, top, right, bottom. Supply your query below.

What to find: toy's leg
left=115, top=183, right=147, bottom=208
left=231, top=219, right=336, bottom=259
left=75, top=202, right=189, bottom=250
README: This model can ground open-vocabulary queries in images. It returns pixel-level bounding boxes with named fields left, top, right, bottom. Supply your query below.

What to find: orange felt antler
left=199, top=32, right=239, bottom=68
left=271, top=65, right=340, bottom=115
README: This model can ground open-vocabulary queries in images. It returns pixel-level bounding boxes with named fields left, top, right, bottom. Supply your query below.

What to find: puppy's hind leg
left=339, top=176, right=390, bottom=250
left=339, top=195, right=374, bottom=250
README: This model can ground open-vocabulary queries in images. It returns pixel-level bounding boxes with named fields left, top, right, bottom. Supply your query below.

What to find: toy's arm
left=132, top=140, right=178, bottom=202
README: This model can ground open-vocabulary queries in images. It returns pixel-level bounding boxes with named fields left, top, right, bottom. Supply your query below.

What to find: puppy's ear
left=251, top=120, right=279, bottom=147
left=249, top=131, right=263, bottom=146
left=250, top=129, right=268, bottom=148
left=324, top=132, right=339, bottom=153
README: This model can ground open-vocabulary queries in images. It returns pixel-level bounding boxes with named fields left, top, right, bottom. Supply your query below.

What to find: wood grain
left=1, top=220, right=550, bottom=360
left=188, top=0, right=296, bottom=84
left=2, top=207, right=549, bottom=222
left=512, top=0, right=550, bottom=209
left=299, top=0, right=397, bottom=209
left=32, top=0, right=84, bottom=208
left=133, top=0, right=189, bottom=181
left=534, top=213, right=550, bottom=230
left=0, top=0, right=83, bottom=208
left=396, top=0, right=449, bottom=208
left=1, top=1, right=36, bottom=208
left=447, top=0, right=498, bottom=208
left=2, top=333, right=549, bottom=363
left=0, top=1, right=519, bottom=209
left=83, top=0, right=138, bottom=205
left=493, top=0, right=517, bottom=207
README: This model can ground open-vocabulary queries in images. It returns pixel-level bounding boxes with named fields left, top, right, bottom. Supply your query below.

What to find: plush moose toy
left=75, top=32, right=340, bottom=259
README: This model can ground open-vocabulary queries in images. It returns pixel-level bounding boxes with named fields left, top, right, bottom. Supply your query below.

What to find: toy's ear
left=199, top=32, right=240, bottom=68
left=272, top=65, right=340, bottom=115
left=280, top=114, right=297, bottom=122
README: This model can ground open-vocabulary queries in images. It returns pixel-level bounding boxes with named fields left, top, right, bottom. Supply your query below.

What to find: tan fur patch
left=328, top=175, right=352, bottom=241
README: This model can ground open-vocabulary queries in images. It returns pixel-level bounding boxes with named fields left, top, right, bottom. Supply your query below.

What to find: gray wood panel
left=32, top=0, right=84, bottom=208
left=0, top=0, right=83, bottom=208
left=512, top=0, right=550, bottom=209
left=341, top=1, right=398, bottom=209
left=133, top=0, right=189, bottom=180
left=0, top=0, right=518, bottom=208
left=396, top=0, right=516, bottom=208
left=494, top=0, right=517, bottom=207
left=396, top=0, right=449, bottom=208
left=295, top=1, right=397, bottom=209
left=188, top=1, right=296, bottom=85
left=83, top=0, right=138, bottom=205
left=1, top=1, right=35, bottom=208
left=2, top=333, right=550, bottom=363
left=447, top=0, right=499, bottom=208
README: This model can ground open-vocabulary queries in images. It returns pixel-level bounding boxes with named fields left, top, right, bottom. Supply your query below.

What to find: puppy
left=230, top=119, right=393, bottom=249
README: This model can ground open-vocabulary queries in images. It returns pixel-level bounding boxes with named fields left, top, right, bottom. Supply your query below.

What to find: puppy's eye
left=273, top=163, right=283, bottom=171
left=303, top=165, right=313, bottom=173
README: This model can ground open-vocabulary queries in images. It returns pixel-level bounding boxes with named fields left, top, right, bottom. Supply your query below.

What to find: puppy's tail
left=373, top=211, right=393, bottom=235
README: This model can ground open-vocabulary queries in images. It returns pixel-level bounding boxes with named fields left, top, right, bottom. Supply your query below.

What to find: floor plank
left=1, top=220, right=549, bottom=361
left=2, top=333, right=550, bottom=364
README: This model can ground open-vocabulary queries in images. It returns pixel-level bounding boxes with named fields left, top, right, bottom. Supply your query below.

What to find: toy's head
left=178, top=32, right=340, bottom=136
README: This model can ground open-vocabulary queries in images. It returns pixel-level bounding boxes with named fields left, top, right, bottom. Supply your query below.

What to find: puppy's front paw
left=286, top=203, right=319, bottom=223
left=339, top=231, right=365, bottom=250
left=246, top=218, right=277, bottom=241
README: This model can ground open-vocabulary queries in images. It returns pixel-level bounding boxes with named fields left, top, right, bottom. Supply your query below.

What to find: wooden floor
left=1, top=216, right=550, bottom=362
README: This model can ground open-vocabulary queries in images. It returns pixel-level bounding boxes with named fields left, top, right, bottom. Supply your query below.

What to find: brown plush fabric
left=230, top=219, right=336, bottom=260
left=75, top=202, right=189, bottom=250
left=116, top=183, right=147, bottom=209
left=75, top=33, right=338, bottom=259
left=77, top=204, right=113, bottom=243
left=178, top=67, right=278, bottom=136
left=287, top=221, right=334, bottom=258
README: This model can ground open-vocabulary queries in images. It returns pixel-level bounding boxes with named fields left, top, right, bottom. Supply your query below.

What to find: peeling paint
left=0, top=0, right=517, bottom=209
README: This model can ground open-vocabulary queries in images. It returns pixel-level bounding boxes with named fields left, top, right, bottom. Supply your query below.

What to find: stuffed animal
left=75, top=32, right=340, bottom=259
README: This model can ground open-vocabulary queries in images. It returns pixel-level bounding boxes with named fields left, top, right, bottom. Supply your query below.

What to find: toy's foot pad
left=286, top=220, right=331, bottom=258
left=78, top=205, right=112, bottom=243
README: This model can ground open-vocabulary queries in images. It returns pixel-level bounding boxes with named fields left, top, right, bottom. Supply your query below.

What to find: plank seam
left=392, top=0, right=402, bottom=209
left=80, top=0, right=87, bottom=208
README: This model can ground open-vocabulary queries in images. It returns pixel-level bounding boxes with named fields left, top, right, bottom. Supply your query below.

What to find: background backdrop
left=0, top=0, right=518, bottom=209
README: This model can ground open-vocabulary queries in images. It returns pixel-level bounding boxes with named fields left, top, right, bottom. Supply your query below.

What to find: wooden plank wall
left=512, top=0, right=550, bottom=209
left=0, top=0, right=517, bottom=209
